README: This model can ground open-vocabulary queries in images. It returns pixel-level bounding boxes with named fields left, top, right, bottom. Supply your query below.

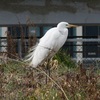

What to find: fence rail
left=67, top=38, right=100, bottom=42
left=0, top=37, right=100, bottom=67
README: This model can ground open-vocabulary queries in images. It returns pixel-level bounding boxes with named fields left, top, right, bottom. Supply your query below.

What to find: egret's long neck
left=57, top=26, right=67, bottom=35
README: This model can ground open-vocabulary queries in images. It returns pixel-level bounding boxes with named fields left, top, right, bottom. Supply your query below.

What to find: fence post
left=76, top=26, right=83, bottom=63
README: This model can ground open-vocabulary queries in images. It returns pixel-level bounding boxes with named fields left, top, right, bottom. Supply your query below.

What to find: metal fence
left=67, top=38, right=100, bottom=68
left=0, top=37, right=100, bottom=68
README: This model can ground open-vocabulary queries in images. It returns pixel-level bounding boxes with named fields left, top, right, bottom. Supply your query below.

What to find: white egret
left=25, top=22, right=77, bottom=68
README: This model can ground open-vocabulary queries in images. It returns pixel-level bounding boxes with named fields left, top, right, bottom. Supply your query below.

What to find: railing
left=67, top=38, right=100, bottom=42
left=67, top=38, right=100, bottom=67
left=0, top=37, right=100, bottom=67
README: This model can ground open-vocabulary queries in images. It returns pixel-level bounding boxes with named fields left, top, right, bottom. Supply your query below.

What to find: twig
left=35, top=67, right=69, bottom=100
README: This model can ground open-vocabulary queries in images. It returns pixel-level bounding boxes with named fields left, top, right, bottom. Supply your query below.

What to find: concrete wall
left=0, top=1, right=100, bottom=25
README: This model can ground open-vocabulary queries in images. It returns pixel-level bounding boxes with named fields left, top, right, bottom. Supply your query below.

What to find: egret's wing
left=39, top=28, right=59, bottom=50
left=25, top=27, right=63, bottom=67
left=30, top=45, right=54, bottom=67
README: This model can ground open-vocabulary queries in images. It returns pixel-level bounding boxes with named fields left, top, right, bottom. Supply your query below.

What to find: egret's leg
left=45, top=59, right=50, bottom=84
left=47, top=60, right=50, bottom=76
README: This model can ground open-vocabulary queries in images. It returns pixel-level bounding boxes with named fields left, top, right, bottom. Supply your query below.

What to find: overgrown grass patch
left=0, top=59, right=100, bottom=100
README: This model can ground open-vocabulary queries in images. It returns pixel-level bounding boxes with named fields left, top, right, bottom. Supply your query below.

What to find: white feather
left=25, top=22, right=70, bottom=68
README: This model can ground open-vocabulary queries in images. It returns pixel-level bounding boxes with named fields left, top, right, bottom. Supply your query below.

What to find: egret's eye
left=66, top=24, right=68, bottom=27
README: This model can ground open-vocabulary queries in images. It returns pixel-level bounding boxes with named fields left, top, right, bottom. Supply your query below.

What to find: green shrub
left=54, top=49, right=76, bottom=68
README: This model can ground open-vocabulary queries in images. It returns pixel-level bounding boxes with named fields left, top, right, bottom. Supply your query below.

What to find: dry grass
left=0, top=60, right=100, bottom=100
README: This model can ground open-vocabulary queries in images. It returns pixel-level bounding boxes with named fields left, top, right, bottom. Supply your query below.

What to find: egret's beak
left=67, top=24, right=78, bottom=28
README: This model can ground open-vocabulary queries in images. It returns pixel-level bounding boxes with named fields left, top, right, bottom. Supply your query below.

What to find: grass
left=0, top=58, right=100, bottom=100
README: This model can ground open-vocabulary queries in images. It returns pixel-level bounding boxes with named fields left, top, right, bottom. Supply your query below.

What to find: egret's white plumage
left=25, top=22, right=77, bottom=68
